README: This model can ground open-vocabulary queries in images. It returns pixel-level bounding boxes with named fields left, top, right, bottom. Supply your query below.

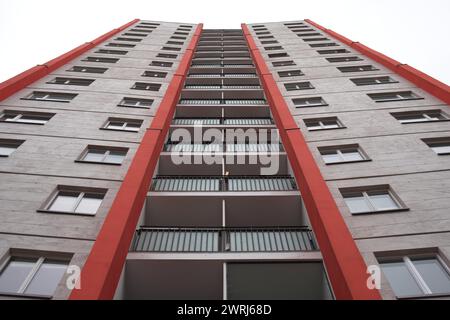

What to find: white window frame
left=381, top=254, right=450, bottom=298
left=294, top=97, right=327, bottom=108
left=320, top=147, right=366, bottom=164
left=47, top=190, right=104, bottom=215
left=1, top=113, right=50, bottom=124
left=397, top=111, right=447, bottom=124
left=344, top=189, right=402, bottom=213
left=305, top=118, right=343, bottom=131
left=81, top=148, right=126, bottom=164
left=104, top=119, right=141, bottom=132
left=0, top=255, right=68, bottom=298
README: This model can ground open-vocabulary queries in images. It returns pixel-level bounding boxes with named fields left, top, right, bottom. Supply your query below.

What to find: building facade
left=0, top=19, right=449, bottom=300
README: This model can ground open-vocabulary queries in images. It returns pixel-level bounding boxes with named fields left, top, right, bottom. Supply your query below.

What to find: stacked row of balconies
left=123, top=29, right=332, bottom=300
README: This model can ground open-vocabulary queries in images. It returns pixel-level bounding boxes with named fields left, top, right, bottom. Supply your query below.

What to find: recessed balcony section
left=191, top=59, right=254, bottom=68
left=176, top=89, right=268, bottom=118
left=144, top=175, right=303, bottom=227
left=121, top=258, right=331, bottom=300
left=159, top=140, right=286, bottom=176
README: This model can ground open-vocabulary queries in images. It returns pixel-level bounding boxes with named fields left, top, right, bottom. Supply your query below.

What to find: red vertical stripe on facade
left=305, top=19, right=450, bottom=105
left=69, top=24, right=203, bottom=300
left=0, top=19, right=140, bottom=102
left=242, top=23, right=382, bottom=300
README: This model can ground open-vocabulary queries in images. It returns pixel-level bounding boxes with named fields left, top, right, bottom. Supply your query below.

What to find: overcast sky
left=0, top=0, right=449, bottom=84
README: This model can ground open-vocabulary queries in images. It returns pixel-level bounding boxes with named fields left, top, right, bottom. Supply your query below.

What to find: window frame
left=340, top=185, right=408, bottom=215
left=101, top=118, right=143, bottom=132
left=368, top=91, right=424, bottom=103
left=0, top=110, right=54, bottom=125
left=76, top=145, right=129, bottom=165
left=117, top=97, right=154, bottom=108
left=38, top=185, right=107, bottom=216
left=304, top=117, right=346, bottom=131
left=378, top=252, right=450, bottom=299
left=318, top=144, right=371, bottom=165
left=350, top=76, right=398, bottom=86
left=0, top=251, right=71, bottom=299
left=392, top=110, right=450, bottom=124
left=293, top=97, right=328, bottom=108
left=46, top=77, right=95, bottom=86
left=422, top=137, right=450, bottom=155
left=22, top=91, right=77, bottom=103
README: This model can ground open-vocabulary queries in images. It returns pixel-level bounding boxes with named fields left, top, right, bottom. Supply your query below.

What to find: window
left=131, top=82, right=161, bottom=92
left=115, top=37, right=141, bottom=42
left=0, top=139, right=24, bottom=157
left=261, top=40, right=278, bottom=45
left=318, top=144, right=369, bottom=164
left=23, top=91, right=77, bottom=102
left=422, top=137, right=450, bottom=155
left=77, top=145, right=128, bottom=165
left=278, top=70, right=303, bottom=77
left=103, top=118, right=143, bottom=132
left=135, top=25, right=156, bottom=30
left=82, top=56, right=119, bottom=63
left=130, top=29, right=152, bottom=33
left=166, top=40, right=183, bottom=45
left=105, top=43, right=136, bottom=48
left=149, top=61, right=173, bottom=67
left=95, top=49, right=128, bottom=55
left=0, top=110, right=54, bottom=125
left=255, top=31, right=270, bottom=35
left=379, top=254, right=450, bottom=298
left=123, top=32, right=147, bottom=37
left=284, top=22, right=305, bottom=26
left=157, top=53, right=178, bottom=59
left=272, top=60, right=296, bottom=67
left=304, top=117, right=345, bottom=131
left=338, top=65, right=378, bottom=73
left=264, top=46, right=283, bottom=51
left=268, top=52, right=289, bottom=58
left=174, top=32, right=188, bottom=36
left=310, top=42, right=338, bottom=48
left=139, top=22, right=159, bottom=26
left=351, top=76, right=397, bottom=86
left=317, top=49, right=350, bottom=55
left=340, top=185, right=406, bottom=214
left=303, top=37, right=329, bottom=42
left=392, top=110, right=449, bottom=124
left=142, top=70, right=167, bottom=78
left=258, top=35, right=275, bottom=40
left=284, top=82, right=314, bottom=91
left=47, top=77, right=94, bottom=86
left=368, top=91, right=422, bottom=102
left=41, top=186, right=106, bottom=215
left=162, top=46, right=181, bottom=51
left=326, top=56, right=363, bottom=63
left=0, top=255, right=69, bottom=297
left=293, top=97, right=328, bottom=108
left=171, top=36, right=187, bottom=40
left=297, top=32, right=322, bottom=37
left=118, top=97, right=153, bottom=108
left=67, top=66, right=107, bottom=74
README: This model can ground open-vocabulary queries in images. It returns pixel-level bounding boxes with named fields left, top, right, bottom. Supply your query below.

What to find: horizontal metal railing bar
left=163, top=142, right=284, bottom=152
left=131, top=227, right=317, bottom=252
left=178, top=99, right=267, bottom=105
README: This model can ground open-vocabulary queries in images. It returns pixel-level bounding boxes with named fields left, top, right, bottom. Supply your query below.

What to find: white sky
left=0, top=0, right=449, bottom=84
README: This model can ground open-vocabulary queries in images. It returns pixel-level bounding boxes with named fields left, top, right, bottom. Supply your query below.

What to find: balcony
left=131, top=227, right=317, bottom=252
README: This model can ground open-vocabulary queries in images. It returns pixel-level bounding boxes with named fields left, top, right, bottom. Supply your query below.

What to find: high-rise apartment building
left=0, top=19, right=449, bottom=300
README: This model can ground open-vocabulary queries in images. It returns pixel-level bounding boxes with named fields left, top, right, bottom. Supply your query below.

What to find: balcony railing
left=163, top=143, right=283, bottom=153
left=171, top=118, right=274, bottom=126
left=188, top=73, right=258, bottom=78
left=150, top=176, right=297, bottom=192
left=184, top=84, right=261, bottom=89
left=178, top=99, right=266, bottom=105
left=131, top=227, right=317, bottom=252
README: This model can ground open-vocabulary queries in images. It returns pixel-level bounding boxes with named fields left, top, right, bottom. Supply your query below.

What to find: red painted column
left=0, top=19, right=140, bottom=101
left=242, top=23, right=382, bottom=300
left=69, top=24, right=203, bottom=300
left=305, top=19, right=450, bottom=105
